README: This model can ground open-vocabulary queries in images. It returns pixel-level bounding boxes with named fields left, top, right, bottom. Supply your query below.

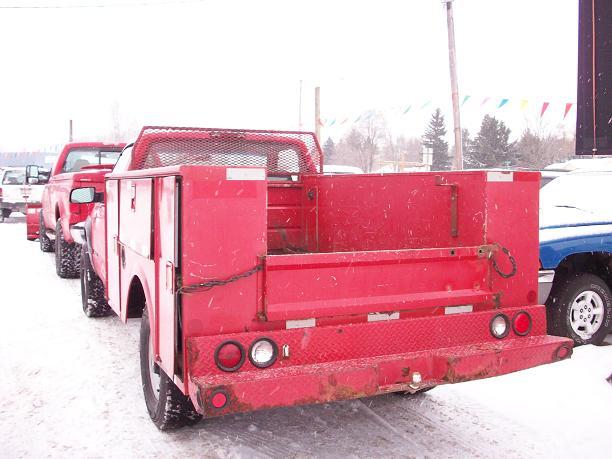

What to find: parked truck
left=0, top=166, right=46, bottom=222
left=37, top=142, right=124, bottom=278
left=70, top=126, right=573, bottom=430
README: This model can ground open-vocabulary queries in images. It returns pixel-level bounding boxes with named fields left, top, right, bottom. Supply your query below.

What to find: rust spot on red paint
left=186, top=340, right=200, bottom=369
left=442, top=356, right=497, bottom=383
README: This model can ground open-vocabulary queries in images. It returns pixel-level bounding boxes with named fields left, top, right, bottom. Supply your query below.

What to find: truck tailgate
left=264, top=245, right=493, bottom=321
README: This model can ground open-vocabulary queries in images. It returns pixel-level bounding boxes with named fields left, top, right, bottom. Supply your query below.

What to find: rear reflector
left=444, top=305, right=473, bottom=315
left=286, top=318, right=315, bottom=329
left=210, top=390, right=229, bottom=409
left=367, top=312, right=399, bottom=322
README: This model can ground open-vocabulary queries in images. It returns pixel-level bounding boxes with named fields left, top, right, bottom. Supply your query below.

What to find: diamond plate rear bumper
left=186, top=306, right=573, bottom=417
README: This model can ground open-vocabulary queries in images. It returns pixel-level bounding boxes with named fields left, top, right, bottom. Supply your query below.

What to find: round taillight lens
left=490, top=314, right=510, bottom=339
left=249, top=338, right=278, bottom=368
left=210, top=390, right=228, bottom=409
left=215, top=341, right=245, bottom=372
left=513, top=311, right=532, bottom=336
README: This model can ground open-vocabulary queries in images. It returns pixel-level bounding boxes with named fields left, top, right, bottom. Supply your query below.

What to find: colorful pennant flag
left=461, top=95, right=470, bottom=106
left=498, top=98, right=509, bottom=109
left=540, top=102, right=550, bottom=118
left=563, top=103, right=573, bottom=119
left=520, top=99, right=529, bottom=111
left=328, top=119, right=336, bottom=127
left=402, top=105, right=412, bottom=114
left=419, top=101, right=431, bottom=110
left=481, top=97, right=490, bottom=106
left=340, top=118, right=349, bottom=125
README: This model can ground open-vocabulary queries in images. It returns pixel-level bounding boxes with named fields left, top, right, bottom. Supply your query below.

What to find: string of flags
left=318, top=96, right=576, bottom=128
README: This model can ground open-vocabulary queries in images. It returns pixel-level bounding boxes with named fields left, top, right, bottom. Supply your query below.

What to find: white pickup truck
left=0, top=166, right=46, bottom=222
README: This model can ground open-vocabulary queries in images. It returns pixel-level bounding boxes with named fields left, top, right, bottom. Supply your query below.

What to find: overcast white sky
left=0, top=0, right=578, bottom=151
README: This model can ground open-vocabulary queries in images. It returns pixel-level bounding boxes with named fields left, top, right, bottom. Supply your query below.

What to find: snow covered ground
left=1, top=217, right=611, bottom=458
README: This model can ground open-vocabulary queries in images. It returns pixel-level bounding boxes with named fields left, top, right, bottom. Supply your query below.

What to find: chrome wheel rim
left=148, top=333, right=161, bottom=402
left=570, top=290, right=604, bottom=340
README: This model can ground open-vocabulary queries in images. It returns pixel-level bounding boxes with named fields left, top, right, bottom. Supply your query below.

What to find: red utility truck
left=72, top=127, right=573, bottom=430
left=38, top=142, right=124, bottom=278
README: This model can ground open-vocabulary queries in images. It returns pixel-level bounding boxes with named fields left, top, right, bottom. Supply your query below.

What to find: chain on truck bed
left=177, top=264, right=264, bottom=294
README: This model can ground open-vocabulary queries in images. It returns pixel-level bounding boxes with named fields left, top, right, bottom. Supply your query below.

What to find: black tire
left=1, top=208, right=11, bottom=221
left=55, top=219, right=80, bottom=278
left=546, top=273, right=612, bottom=346
left=140, top=307, right=202, bottom=430
left=81, top=244, right=112, bottom=317
left=39, top=211, right=54, bottom=252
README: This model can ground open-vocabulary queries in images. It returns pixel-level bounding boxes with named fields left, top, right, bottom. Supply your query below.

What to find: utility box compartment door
left=119, top=178, right=153, bottom=258
left=156, top=176, right=179, bottom=378
left=105, top=179, right=121, bottom=312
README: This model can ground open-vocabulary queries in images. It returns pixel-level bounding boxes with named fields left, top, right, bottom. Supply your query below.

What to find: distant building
left=0, top=152, right=57, bottom=168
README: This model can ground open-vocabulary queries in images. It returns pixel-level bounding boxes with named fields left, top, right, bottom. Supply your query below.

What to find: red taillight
left=215, top=341, right=245, bottom=372
left=512, top=311, right=532, bottom=336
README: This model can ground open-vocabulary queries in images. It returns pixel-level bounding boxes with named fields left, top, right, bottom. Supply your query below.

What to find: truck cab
left=74, top=126, right=573, bottom=430
left=38, top=142, right=124, bottom=278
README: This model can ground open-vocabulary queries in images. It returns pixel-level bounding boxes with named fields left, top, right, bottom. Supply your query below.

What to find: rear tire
left=0, top=208, right=10, bottom=222
left=546, top=273, right=612, bottom=346
left=140, top=307, right=202, bottom=430
left=55, top=219, right=79, bottom=278
left=81, top=244, right=112, bottom=317
left=39, top=212, right=54, bottom=252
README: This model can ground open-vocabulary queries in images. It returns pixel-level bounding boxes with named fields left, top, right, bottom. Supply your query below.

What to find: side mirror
left=25, top=165, right=39, bottom=181
left=70, top=187, right=97, bottom=204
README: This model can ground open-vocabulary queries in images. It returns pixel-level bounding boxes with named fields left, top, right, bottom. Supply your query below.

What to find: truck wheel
left=546, top=273, right=612, bottom=346
left=0, top=208, right=11, bottom=222
left=80, top=245, right=112, bottom=317
left=39, top=212, right=54, bottom=252
left=140, top=307, right=202, bottom=430
left=55, top=220, right=80, bottom=278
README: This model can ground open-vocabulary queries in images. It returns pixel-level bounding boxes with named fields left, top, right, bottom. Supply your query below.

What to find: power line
left=0, top=0, right=206, bottom=8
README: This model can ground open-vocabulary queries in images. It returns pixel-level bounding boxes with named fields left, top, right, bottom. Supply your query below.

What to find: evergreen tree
left=322, top=137, right=336, bottom=164
left=470, top=115, right=516, bottom=168
left=422, top=109, right=451, bottom=171
left=461, top=128, right=473, bottom=168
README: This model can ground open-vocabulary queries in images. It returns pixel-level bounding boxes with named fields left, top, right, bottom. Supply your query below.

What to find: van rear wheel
left=139, top=307, right=202, bottom=430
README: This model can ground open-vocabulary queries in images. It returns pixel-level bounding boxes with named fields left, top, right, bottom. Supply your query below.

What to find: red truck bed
left=88, top=127, right=571, bottom=427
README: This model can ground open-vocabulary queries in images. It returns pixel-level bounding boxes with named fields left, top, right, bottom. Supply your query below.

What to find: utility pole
left=69, top=119, right=73, bottom=142
left=315, top=86, right=321, bottom=142
left=443, top=0, right=463, bottom=170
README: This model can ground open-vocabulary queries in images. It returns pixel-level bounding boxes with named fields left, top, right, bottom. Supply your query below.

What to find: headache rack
left=129, top=126, right=323, bottom=174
